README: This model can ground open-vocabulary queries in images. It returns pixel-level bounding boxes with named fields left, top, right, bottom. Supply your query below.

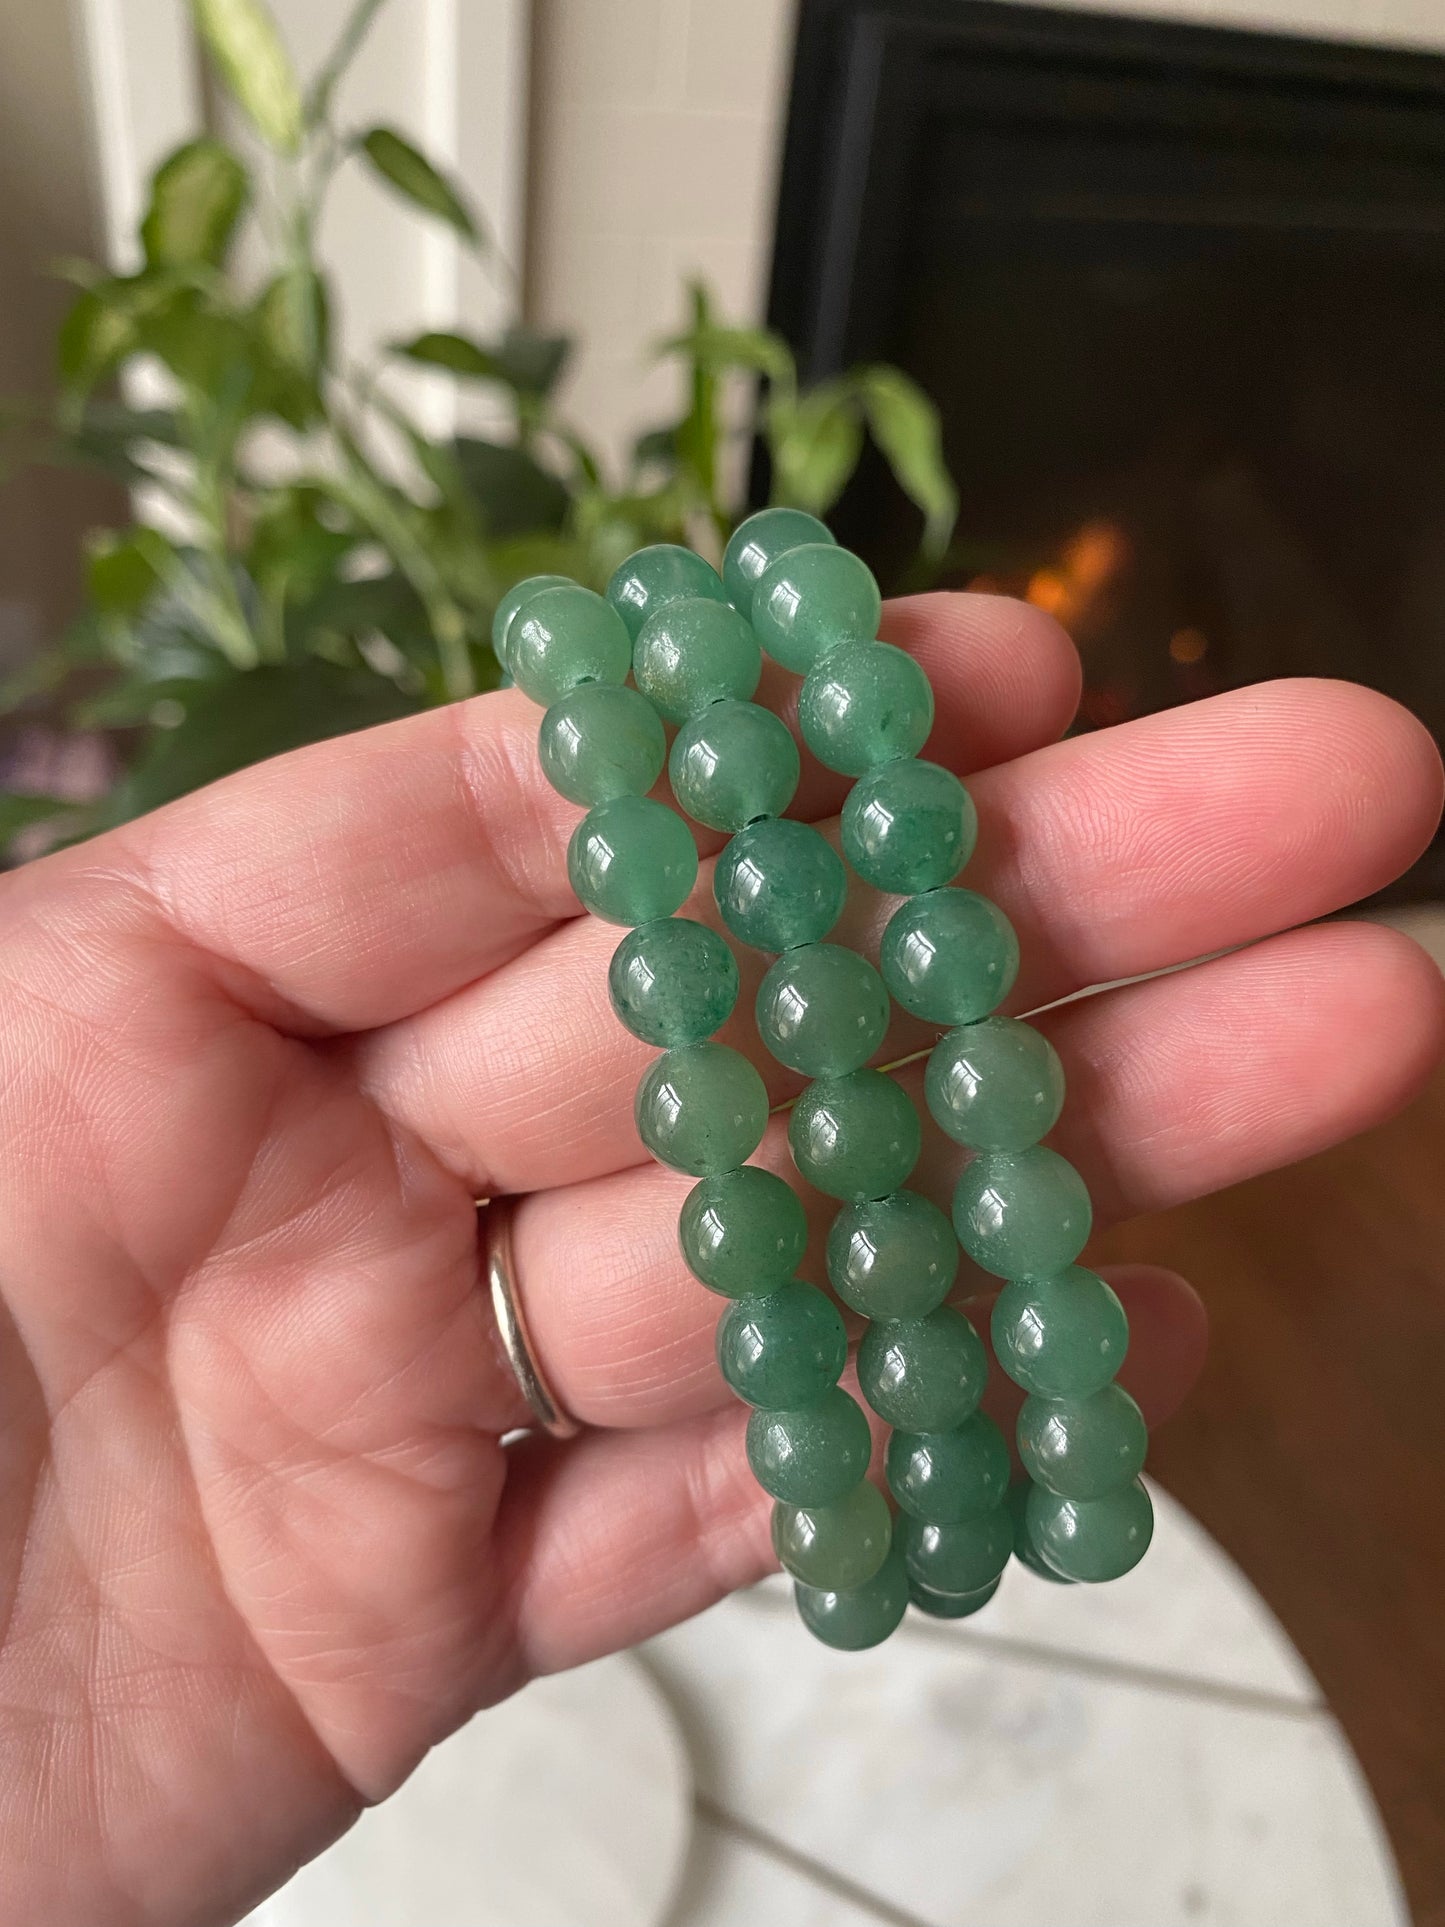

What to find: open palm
left=1, top=592, right=1439, bottom=1927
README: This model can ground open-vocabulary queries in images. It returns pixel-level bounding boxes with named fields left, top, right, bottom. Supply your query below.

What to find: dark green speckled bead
left=880, top=888, right=1020, bottom=1025
left=634, top=596, right=761, bottom=724
left=679, top=1166, right=808, bottom=1297
left=903, top=1506, right=1013, bottom=1597
left=539, top=682, right=666, bottom=806
left=752, top=544, right=882, bottom=673
left=492, top=572, right=570, bottom=672
left=608, top=918, right=739, bottom=1047
left=796, top=1543, right=910, bottom=1651
left=747, top=1387, right=874, bottom=1505
left=1018, top=1384, right=1148, bottom=1500
left=722, top=507, right=835, bottom=616
left=925, top=1016, right=1065, bottom=1152
left=1025, top=1478, right=1154, bottom=1583
left=887, top=1413, right=1012, bottom=1524
left=756, top=942, right=889, bottom=1078
left=841, top=758, right=977, bottom=894
left=952, top=1147, right=1093, bottom=1280
left=908, top=1575, right=1002, bottom=1619
left=857, top=1305, right=988, bottom=1432
left=825, top=1189, right=957, bottom=1321
left=634, top=1041, right=768, bottom=1176
left=714, top=817, right=847, bottom=953
left=798, top=640, right=935, bottom=777
left=789, top=1068, right=921, bottom=1201
left=717, top=1282, right=848, bottom=1409
left=606, top=542, right=729, bottom=640
left=669, top=700, right=799, bottom=832
left=992, top=1267, right=1129, bottom=1398
left=568, top=795, right=698, bottom=926
left=509, top=584, right=632, bottom=705
left=773, top=1479, right=892, bottom=1590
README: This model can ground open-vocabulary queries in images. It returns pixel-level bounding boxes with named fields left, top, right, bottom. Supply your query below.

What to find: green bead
left=925, top=1017, right=1065, bottom=1152
left=772, top=1479, right=892, bottom=1590
left=887, top=1414, right=1011, bottom=1524
left=756, top=943, right=889, bottom=1078
left=788, top=1069, right=921, bottom=1201
left=798, top=641, right=934, bottom=776
left=880, top=888, right=1020, bottom=1025
left=1008, top=1480, right=1073, bottom=1583
left=634, top=597, right=762, bottom=723
left=714, top=817, right=847, bottom=953
left=567, top=795, right=698, bottom=926
left=903, top=1506, right=1013, bottom=1597
left=841, top=758, right=976, bottom=894
left=826, top=1190, right=957, bottom=1320
left=952, top=1147, right=1093, bottom=1280
left=752, top=544, right=882, bottom=673
left=509, top=584, right=632, bottom=705
left=723, top=508, right=835, bottom=616
left=717, top=1282, right=847, bottom=1408
left=608, top=918, right=739, bottom=1047
left=858, top=1305, right=987, bottom=1431
left=492, top=572, right=571, bottom=671
left=1018, top=1384, right=1148, bottom=1500
left=669, top=700, right=799, bottom=832
left=797, top=1543, right=909, bottom=1651
left=747, top=1388, right=873, bottom=1505
left=909, top=1575, right=1001, bottom=1619
left=992, top=1267, right=1129, bottom=1398
left=635, top=1041, right=768, bottom=1176
left=1025, top=1479, right=1154, bottom=1583
left=679, top=1166, right=808, bottom=1297
left=606, top=543, right=729, bottom=641
left=539, top=683, right=666, bottom=806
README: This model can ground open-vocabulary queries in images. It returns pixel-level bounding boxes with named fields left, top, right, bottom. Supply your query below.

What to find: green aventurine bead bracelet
left=500, top=510, right=1154, bottom=1650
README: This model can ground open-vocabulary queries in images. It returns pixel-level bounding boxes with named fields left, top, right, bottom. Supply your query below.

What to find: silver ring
left=483, top=1197, right=581, bottom=1439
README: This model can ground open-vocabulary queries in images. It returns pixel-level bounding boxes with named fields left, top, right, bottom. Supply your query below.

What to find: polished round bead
left=633, top=596, right=762, bottom=723
left=796, top=1543, right=909, bottom=1651
left=887, top=1413, right=1012, bottom=1524
left=908, top=1575, right=1001, bottom=1619
left=1018, top=1384, right=1148, bottom=1500
left=722, top=507, right=835, bottom=615
left=608, top=918, right=739, bottom=1047
left=1025, top=1478, right=1154, bottom=1583
left=717, top=1282, right=848, bottom=1408
left=788, top=1069, right=921, bottom=1201
left=567, top=795, right=698, bottom=926
left=747, top=1387, right=873, bottom=1505
left=826, top=1190, right=957, bottom=1320
left=772, top=1479, right=892, bottom=1590
left=798, top=641, right=935, bottom=776
left=992, top=1266, right=1129, bottom=1398
left=903, top=1506, right=1013, bottom=1597
left=879, top=888, right=1020, bottom=1024
left=752, top=544, right=882, bottom=673
left=756, top=943, right=889, bottom=1078
left=952, top=1147, right=1093, bottom=1280
left=669, top=700, right=799, bottom=832
left=509, top=584, right=632, bottom=705
left=925, top=1017, right=1065, bottom=1152
left=634, top=1041, right=769, bottom=1176
left=679, top=1166, right=808, bottom=1297
left=858, top=1305, right=988, bottom=1432
left=1008, top=1480, right=1073, bottom=1583
left=841, top=758, right=976, bottom=894
left=539, top=682, right=666, bottom=806
left=714, top=817, right=847, bottom=953
left=492, top=571, right=570, bottom=671
left=606, top=543, right=729, bottom=640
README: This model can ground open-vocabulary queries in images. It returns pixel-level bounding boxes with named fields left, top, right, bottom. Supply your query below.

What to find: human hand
left=0, top=593, right=1439, bottom=1926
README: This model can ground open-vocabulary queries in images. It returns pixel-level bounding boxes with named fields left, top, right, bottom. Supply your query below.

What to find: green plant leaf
left=253, top=267, right=330, bottom=415
left=86, top=527, right=176, bottom=617
left=655, top=318, right=795, bottom=385
left=451, top=437, right=570, bottom=537
left=141, top=138, right=250, bottom=269
left=393, top=331, right=497, bottom=378
left=359, top=128, right=481, bottom=242
left=392, top=327, right=569, bottom=400
left=768, top=382, right=864, bottom=517
left=0, top=793, right=87, bottom=842
left=632, top=423, right=677, bottom=471
left=57, top=282, right=144, bottom=397
left=854, top=366, right=959, bottom=559
left=58, top=402, right=186, bottom=483
left=306, top=0, right=388, bottom=126
left=188, top=0, right=304, bottom=154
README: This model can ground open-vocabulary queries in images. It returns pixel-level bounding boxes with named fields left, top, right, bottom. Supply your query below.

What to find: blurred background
left=3, top=1, right=1445, bottom=1924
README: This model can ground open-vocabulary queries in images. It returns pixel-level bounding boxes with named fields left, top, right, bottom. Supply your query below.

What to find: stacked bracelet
left=494, top=509, right=1153, bottom=1650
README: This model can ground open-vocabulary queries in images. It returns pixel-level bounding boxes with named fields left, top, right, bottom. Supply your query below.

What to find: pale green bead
left=909, top=1575, right=1001, bottom=1619
left=952, top=1147, right=1093, bottom=1280
left=992, top=1267, right=1129, bottom=1398
left=714, top=817, right=847, bottom=953
left=773, top=1479, right=892, bottom=1590
left=796, top=1543, right=909, bottom=1650
left=747, top=1388, right=873, bottom=1505
left=925, top=1017, right=1065, bottom=1151
left=752, top=544, right=881, bottom=673
left=723, top=508, right=835, bottom=615
left=1018, top=1384, right=1148, bottom=1500
left=880, top=888, right=1020, bottom=1025
left=509, top=584, right=632, bottom=704
left=887, top=1414, right=1012, bottom=1524
left=634, top=1041, right=768, bottom=1176
left=492, top=572, right=570, bottom=671
left=842, top=758, right=977, bottom=894
left=634, top=596, right=762, bottom=723
left=903, top=1506, right=1013, bottom=1596
left=679, top=1167, right=808, bottom=1297
left=858, top=1305, right=988, bottom=1432
left=538, top=683, right=666, bottom=805
left=798, top=641, right=934, bottom=776
left=608, top=918, right=739, bottom=1046
left=669, top=700, right=799, bottom=832
left=717, top=1282, right=847, bottom=1408
left=756, top=943, right=889, bottom=1078
left=826, top=1190, right=957, bottom=1320
left=567, top=795, right=698, bottom=926
left=788, top=1069, right=921, bottom=1201
left=606, top=543, right=728, bottom=640
left=1025, top=1479, right=1154, bottom=1583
